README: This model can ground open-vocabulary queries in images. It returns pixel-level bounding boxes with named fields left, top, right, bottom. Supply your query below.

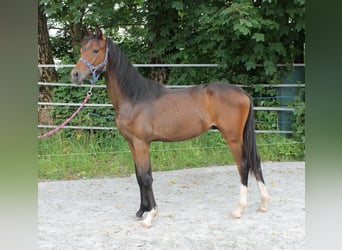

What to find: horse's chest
left=115, top=111, right=151, bottom=140
left=115, top=114, right=130, bottom=134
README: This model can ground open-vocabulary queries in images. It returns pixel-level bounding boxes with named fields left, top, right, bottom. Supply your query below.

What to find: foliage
left=257, top=133, right=304, bottom=161
left=40, top=0, right=305, bottom=82
left=141, top=0, right=305, bottom=85
left=50, top=84, right=114, bottom=134
left=252, top=86, right=279, bottom=131
left=288, top=87, right=305, bottom=143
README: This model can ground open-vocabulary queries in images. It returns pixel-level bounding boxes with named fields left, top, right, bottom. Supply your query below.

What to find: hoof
left=231, top=213, right=241, bottom=219
left=231, top=201, right=247, bottom=219
left=142, top=220, right=152, bottom=228
left=257, top=207, right=267, bottom=213
left=136, top=209, right=144, bottom=218
left=257, top=196, right=270, bottom=213
left=231, top=210, right=242, bottom=219
left=134, top=215, right=143, bottom=221
left=141, top=207, right=158, bottom=228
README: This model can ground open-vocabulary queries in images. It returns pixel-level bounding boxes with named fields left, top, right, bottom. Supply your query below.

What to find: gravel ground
left=38, top=162, right=305, bottom=249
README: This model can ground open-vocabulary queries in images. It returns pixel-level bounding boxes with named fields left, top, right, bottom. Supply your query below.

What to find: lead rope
left=38, top=87, right=93, bottom=139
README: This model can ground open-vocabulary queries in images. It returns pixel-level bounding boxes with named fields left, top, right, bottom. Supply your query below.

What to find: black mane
left=105, top=38, right=166, bottom=103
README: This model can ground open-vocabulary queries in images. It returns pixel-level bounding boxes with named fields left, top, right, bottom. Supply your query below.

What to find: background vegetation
left=38, top=0, right=305, bottom=180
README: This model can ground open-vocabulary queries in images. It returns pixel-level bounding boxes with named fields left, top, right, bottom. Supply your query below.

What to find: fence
left=38, top=64, right=305, bottom=134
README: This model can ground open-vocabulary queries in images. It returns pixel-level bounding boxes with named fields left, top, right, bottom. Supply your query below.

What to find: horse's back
left=203, top=82, right=250, bottom=107
left=205, top=82, right=247, bottom=94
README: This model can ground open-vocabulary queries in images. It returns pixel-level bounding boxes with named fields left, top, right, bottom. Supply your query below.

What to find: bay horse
left=71, top=27, right=270, bottom=228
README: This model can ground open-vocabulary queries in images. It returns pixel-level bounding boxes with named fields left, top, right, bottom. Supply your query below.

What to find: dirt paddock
left=38, top=162, right=305, bottom=249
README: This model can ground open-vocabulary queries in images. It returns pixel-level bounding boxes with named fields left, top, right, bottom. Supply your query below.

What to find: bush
left=289, top=88, right=305, bottom=144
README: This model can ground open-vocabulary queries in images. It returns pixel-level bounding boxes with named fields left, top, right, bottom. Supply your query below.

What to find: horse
left=71, top=27, right=270, bottom=228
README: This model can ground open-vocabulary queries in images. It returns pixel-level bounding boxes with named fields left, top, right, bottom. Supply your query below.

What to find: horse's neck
left=105, top=72, right=123, bottom=111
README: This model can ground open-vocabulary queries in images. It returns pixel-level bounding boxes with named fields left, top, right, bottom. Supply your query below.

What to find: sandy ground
left=38, top=162, right=305, bottom=249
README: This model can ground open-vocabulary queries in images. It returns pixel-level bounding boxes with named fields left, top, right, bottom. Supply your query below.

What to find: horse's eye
left=93, top=49, right=99, bottom=53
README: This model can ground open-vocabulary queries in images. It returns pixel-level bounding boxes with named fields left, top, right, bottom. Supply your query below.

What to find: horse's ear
left=95, top=26, right=105, bottom=40
left=84, top=27, right=93, bottom=36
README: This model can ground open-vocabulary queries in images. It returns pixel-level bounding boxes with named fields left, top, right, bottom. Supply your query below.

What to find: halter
left=79, top=40, right=109, bottom=83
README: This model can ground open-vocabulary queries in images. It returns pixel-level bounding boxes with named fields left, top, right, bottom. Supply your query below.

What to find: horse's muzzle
left=70, top=69, right=87, bottom=84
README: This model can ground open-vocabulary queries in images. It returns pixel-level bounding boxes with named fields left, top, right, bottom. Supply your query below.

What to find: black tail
left=242, top=98, right=265, bottom=184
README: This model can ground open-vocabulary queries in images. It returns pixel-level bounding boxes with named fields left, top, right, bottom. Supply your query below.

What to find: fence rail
left=37, top=124, right=293, bottom=134
left=38, top=63, right=305, bottom=68
left=38, top=64, right=305, bottom=135
left=38, top=82, right=305, bottom=88
left=38, top=101, right=295, bottom=111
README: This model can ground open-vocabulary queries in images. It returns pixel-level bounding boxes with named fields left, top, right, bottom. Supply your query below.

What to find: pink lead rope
left=38, top=89, right=92, bottom=139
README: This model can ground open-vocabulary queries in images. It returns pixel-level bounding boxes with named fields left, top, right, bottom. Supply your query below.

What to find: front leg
left=135, top=167, right=158, bottom=220
left=135, top=162, right=158, bottom=228
left=129, top=140, right=158, bottom=228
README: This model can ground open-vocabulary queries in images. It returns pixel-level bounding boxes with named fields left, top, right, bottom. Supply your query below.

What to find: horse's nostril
left=71, top=70, right=80, bottom=83
left=71, top=70, right=79, bottom=81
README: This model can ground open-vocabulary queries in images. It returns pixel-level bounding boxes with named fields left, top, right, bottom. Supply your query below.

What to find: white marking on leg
left=232, top=184, right=248, bottom=218
left=142, top=207, right=158, bottom=228
left=257, top=181, right=270, bottom=212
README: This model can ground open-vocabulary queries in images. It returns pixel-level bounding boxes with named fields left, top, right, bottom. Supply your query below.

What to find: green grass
left=38, top=130, right=304, bottom=181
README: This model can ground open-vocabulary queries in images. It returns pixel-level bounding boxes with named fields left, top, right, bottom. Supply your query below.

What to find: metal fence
left=38, top=64, right=305, bottom=134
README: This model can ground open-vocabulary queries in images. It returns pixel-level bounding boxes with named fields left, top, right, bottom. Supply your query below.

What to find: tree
left=39, top=0, right=305, bottom=86
left=142, top=0, right=181, bottom=83
left=39, top=0, right=141, bottom=61
left=39, top=0, right=88, bottom=60
left=168, top=0, right=305, bottom=85
left=38, top=4, right=58, bottom=125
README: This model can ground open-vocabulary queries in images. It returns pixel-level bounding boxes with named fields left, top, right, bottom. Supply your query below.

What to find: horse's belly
left=152, top=114, right=210, bottom=142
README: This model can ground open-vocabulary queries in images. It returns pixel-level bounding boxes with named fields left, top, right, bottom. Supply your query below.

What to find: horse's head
left=71, top=27, right=108, bottom=84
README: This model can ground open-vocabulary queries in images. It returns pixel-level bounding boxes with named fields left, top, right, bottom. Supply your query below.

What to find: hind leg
left=221, top=133, right=249, bottom=219
left=247, top=156, right=270, bottom=212
left=232, top=148, right=249, bottom=218
left=255, top=170, right=270, bottom=212
left=232, top=183, right=248, bottom=219
left=225, top=136, right=270, bottom=216
left=257, top=181, right=270, bottom=212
